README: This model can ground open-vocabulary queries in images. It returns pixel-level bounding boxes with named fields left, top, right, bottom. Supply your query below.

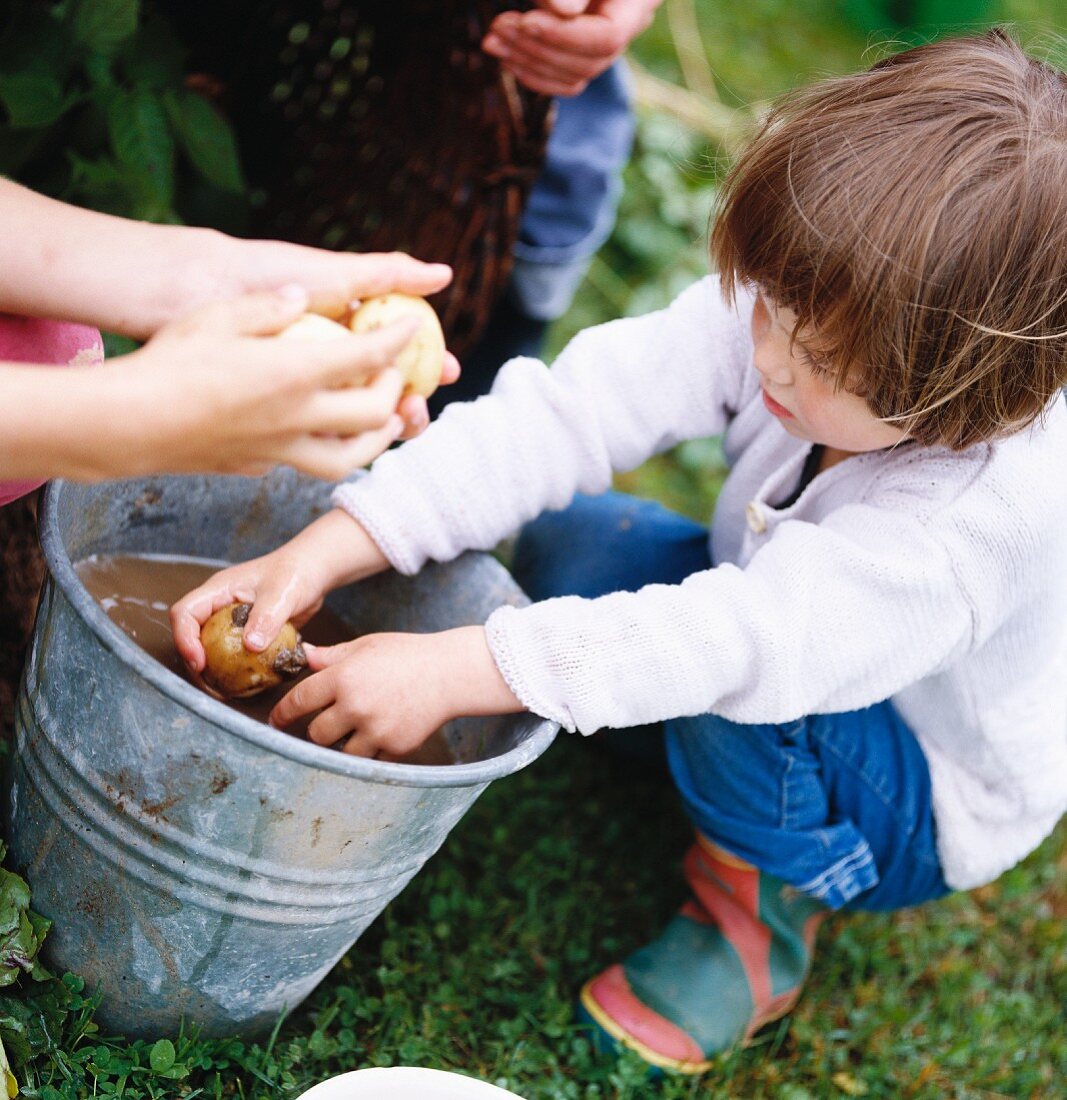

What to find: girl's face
left=750, top=291, right=907, bottom=455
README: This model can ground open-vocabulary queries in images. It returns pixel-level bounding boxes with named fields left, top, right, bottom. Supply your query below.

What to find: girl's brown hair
left=711, top=29, right=1067, bottom=449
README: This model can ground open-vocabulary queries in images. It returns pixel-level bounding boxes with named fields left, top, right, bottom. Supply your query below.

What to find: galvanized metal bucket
left=4, top=471, right=556, bottom=1038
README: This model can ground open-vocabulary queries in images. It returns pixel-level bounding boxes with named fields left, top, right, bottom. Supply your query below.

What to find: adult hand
left=483, top=0, right=661, bottom=97
left=81, top=288, right=449, bottom=482
left=0, top=179, right=457, bottom=341
left=223, top=241, right=453, bottom=326
left=216, top=243, right=461, bottom=436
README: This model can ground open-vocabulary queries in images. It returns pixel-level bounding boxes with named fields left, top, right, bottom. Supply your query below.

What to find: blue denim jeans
left=512, top=61, right=635, bottom=322
left=434, top=63, right=635, bottom=411
left=512, top=491, right=951, bottom=912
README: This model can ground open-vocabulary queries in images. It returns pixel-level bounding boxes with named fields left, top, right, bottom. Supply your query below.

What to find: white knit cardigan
left=334, top=277, right=1067, bottom=891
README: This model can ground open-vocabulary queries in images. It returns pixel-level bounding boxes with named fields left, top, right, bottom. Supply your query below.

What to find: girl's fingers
left=306, top=704, right=359, bottom=747
left=290, top=598, right=325, bottom=631
left=342, top=731, right=378, bottom=758
left=242, top=582, right=306, bottom=651
left=271, top=670, right=336, bottom=730
left=170, top=579, right=256, bottom=669
left=171, top=606, right=208, bottom=669
left=442, top=351, right=461, bottom=385
left=396, top=394, right=430, bottom=439
left=303, top=641, right=359, bottom=671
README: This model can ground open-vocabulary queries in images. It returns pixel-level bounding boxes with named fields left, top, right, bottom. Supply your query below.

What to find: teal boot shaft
left=580, top=837, right=826, bottom=1073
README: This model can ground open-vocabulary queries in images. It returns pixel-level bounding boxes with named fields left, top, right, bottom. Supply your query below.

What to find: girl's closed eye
left=799, top=347, right=832, bottom=375
left=799, top=344, right=873, bottom=402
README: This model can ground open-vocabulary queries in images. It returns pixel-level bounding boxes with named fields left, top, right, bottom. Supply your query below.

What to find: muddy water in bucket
left=4, top=472, right=556, bottom=1037
left=74, top=554, right=455, bottom=766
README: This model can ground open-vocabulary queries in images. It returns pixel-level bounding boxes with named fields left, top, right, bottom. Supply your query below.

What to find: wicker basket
left=167, top=0, right=554, bottom=356
left=0, top=493, right=45, bottom=735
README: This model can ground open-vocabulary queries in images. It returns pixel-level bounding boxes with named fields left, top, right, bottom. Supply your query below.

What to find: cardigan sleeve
left=483, top=502, right=976, bottom=733
left=331, top=276, right=752, bottom=574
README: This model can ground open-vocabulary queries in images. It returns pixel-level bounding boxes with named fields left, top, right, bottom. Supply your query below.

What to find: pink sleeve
left=0, top=314, right=105, bottom=507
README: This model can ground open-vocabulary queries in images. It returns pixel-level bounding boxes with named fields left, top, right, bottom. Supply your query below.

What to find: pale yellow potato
left=348, top=293, right=446, bottom=398
left=200, top=603, right=306, bottom=700
left=277, top=313, right=351, bottom=341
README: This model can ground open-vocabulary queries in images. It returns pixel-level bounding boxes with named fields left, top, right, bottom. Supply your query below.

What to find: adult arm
left=0, top=178, right=451, bottom=340
left=0, top=290, right=430, bottom=484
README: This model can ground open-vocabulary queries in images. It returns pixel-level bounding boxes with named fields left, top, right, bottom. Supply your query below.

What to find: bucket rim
left=37, top=479, right=557, bottom=790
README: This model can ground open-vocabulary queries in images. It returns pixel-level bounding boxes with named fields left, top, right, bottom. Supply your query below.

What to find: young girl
left=172, top=30, right=1067, bottom=1074
left=0, top=176, right=457, bottom=500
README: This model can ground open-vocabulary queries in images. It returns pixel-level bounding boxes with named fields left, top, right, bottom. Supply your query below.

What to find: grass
left=265, top=741, right=1067, bottom=1100
left=18, top=738, right=1065, bottom=1098
left=9, top=1, right=1067, bottom=1097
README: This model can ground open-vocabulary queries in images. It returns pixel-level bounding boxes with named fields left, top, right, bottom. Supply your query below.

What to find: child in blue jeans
left=173, top=30, right=1067, bottom=1074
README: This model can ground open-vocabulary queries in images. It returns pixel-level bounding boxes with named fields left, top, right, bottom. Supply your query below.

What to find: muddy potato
left=199, top=603, right=307, bottom=699
left=349, top=293, right=446, bottom=398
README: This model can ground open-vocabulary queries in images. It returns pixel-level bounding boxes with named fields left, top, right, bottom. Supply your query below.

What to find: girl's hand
left=269, top=626, right=525, bottom=758
left=170, top=511, right=390, bottom=673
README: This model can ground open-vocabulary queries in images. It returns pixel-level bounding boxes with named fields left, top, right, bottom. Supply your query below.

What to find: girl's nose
left=754, top=345, right=793, bottom=387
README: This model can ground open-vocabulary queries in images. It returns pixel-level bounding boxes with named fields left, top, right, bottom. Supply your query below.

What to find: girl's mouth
left=762, top=388, right=794, bottom=419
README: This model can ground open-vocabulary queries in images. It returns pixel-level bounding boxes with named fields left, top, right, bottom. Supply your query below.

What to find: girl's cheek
left=751, top=294, right=771, bottom=343
left=790, top=384, right=818, bottom=424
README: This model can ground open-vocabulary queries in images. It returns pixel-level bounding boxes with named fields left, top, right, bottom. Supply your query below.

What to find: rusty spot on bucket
left=210, top=768, right=234, bottom=795
left=140, top=794, right=179, bottom=821
left=105, top=780, right=136, bottom=815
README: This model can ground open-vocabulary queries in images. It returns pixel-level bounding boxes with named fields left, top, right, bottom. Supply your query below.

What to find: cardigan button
left=745, top=501, right=767, bottom=534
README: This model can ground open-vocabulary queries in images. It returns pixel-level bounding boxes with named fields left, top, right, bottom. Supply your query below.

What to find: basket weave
left=168, top=0, right=554, bottom=356
left=0, top=493, right=44, bottom=735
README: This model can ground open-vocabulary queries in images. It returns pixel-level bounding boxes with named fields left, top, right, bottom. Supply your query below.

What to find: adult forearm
left=0, top=363, right=130, bottom=481
left=0, top=179, right=231, bottom=339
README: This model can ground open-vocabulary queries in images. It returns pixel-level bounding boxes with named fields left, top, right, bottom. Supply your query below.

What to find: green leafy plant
left=0, top=840, right=81, bottom=1098
left=0, top=0, right=245, bottom=223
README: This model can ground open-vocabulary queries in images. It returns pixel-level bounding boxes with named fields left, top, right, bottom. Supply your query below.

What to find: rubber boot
left=579, top=834, right=827, bottom=1074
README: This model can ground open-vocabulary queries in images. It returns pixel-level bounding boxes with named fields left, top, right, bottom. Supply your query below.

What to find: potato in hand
left=199, top=602, right=306, bottom=699
left=277, top=313, right=351, bottom=341
left=349, top=293, right=446, bottom=398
